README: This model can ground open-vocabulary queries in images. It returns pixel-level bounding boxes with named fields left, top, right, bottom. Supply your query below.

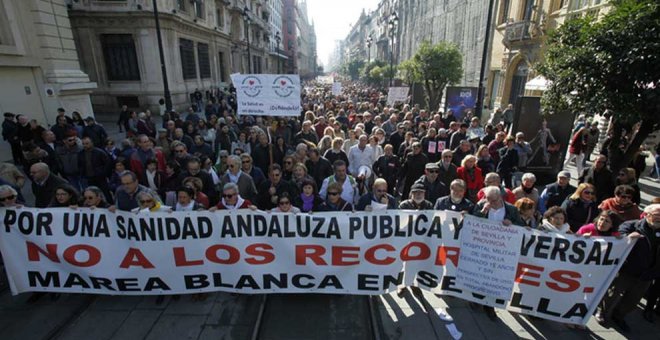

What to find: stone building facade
left=487, top=0, right=611, bottom=109
left=68, top=0, right=274, bottom=114
left=0, top=0, right=95, bottom=125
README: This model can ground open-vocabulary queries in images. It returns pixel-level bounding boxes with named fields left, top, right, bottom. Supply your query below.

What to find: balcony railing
left=504, top=21, right=534, bottom=43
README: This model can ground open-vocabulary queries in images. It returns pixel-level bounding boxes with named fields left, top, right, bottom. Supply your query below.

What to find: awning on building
left=525, top=76, right=549, bottom=91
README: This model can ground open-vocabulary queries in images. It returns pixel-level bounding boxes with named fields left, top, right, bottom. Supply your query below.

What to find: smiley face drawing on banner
left=272, top=76, right=296, bottom=97
left=239, top=76, right=263, bottom=97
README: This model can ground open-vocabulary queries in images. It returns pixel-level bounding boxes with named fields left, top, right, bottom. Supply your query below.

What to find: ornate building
left=487, top=0, right=611, bottom=109
left=0, top=0, right=95, bottom=125
left=68, top=0, right=272, bottom=113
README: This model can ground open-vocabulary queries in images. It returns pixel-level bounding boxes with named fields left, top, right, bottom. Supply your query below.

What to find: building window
left=100, top=34, right=140, bottom=81
left=179, top=38, right=197, bottom=80
left=218, top=52, right=226, bottom=82
left=198, top=43, right=211, bottom=78
left=193, top=0, right=204, bottom=18
left=177, top=0, right=186, bottom=11
left=216, top=6, right=224, bottom=27
left=498, top=0, right=511, bottom=24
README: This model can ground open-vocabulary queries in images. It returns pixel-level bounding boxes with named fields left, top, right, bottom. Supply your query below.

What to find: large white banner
left=230, top=74, right=301, bottom=117
left=0, top=208, right=634, bottom=325
left=387, top=87, right=409, bottom=105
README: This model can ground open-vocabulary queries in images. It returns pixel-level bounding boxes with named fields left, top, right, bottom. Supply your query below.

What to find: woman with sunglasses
left=0, top=184, right=22, bottom=207
left=615, top=167, right=641, bottom=205
left=598, top=185, right=642, bottom=221
left=132, top=191, right=169, bottom=213
left=81, top=186, right=110, bottom=209
left=318, top=182, right=353, bottom=211
left=561, top=183, right=600, bottom=233
left=271, top=192, right=300, bottom=213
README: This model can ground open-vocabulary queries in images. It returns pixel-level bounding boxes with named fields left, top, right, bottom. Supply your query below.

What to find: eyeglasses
left=174, top=149, right=185, bottom=153
left=443, top=156, right=452, bottom=159
left=272, top=173, right=281, bottom=177
left=582, top=191, right=594, bottom=195
left=242, top=160, right=251, bottom=164
left=328, top=192, right=340, bottom=196
left=428, top=170, right=439, bottom=173
left=140, top=199, right=154, bottom=204
left=0, top=195, right=16, bottom=201
left=278, top=201, right=291, bottom=206
left=223, top=193, right=236, bottom=198
left=618, top=194, right=632, bottom=199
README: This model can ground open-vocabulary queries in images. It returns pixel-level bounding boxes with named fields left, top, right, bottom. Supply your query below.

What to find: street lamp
left=274, top=31, right=282, bottom=74
left=476, top=0, right=496, bottom=118
left=152, top=0, right=172, bottom=111
left=388, top=12, right=399, bottom=87
left=242, top=6, right=252, bottom=73
left=366, top=35, right=373, bottom=63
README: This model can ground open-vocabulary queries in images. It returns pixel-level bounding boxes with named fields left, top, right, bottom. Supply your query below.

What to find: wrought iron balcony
left=503, top=20, right=540, bottom=46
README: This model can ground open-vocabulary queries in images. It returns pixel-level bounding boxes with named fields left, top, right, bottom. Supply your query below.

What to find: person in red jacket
left=564, top=127, right=588, bottom=177
left=456, top=155, right=484, bottom=203
left=598, top=185, right=642, bottom=221
left=477, top=172, right=516, bottom=204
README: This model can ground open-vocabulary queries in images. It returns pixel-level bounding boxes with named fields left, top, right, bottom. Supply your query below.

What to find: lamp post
left=152, top=0, right=172, bottom=111
left=366, top=35, right=373, bottom=63
left=274, top=31, right=281, bottom=74
left=242, top=6, right=252, bottom=73
left=388, top=12, right=399, bottom=87
left=476, top=0, right=496, bottom=118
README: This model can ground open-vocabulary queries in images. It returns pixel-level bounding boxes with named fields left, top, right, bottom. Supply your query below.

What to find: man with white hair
left=220, top=155, right=257, bottom=202
left=596, top=204, right=660, bottom=331
left=469, top=185, right=525, bottom=321
left=512, top=173, right=539, bottom=206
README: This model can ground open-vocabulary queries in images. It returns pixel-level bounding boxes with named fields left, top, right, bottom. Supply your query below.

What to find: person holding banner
left=81, top=186, right=110, bottom=209
left=0, top=184, right=21, bottom=207
left=469, top=186, right=524, bottom=320
left=211, top=183, right=256, bottom=211
left=172, top=186, right=204, bottom=211
left=133, top=191, right=170, bottom=213
left=49, top=184, right=79, bottom=208
left=539, top=206, right=571, bottom=233
left=434, top=179, right=474, bottom=213
left=576, top=210, right=622, bottom=237
left=317, top=182, right=353, bottom=212
left=596, top=204, right=660, bottom=331
left=399, top=183, right=433, bottom=210
left=356, top=178, right=397, bottom=211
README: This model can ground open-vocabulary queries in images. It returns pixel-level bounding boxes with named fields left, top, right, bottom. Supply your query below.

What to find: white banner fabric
left=387, top=87, right=409, bottom=105
left=230, top=74, right=301, bottom=117
left=0, top=208, right=634, bottom=325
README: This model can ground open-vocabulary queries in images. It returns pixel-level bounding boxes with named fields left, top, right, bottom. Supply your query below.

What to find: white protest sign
left=230, top=74, right=301, bottom=117
left=456, top=215, right=523, bottom=300
left=332, top=82, right=342, bottom=96
left=387, top=87, right=409, bottom=105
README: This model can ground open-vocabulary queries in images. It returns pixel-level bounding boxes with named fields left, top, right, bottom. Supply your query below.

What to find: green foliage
left=537, top=0, right=660, bottom=170
left=400, top=41, right=463, bottom=110
left=361, top=60, right=387, bottom=86
left=340, top=59, right=365, bottom=81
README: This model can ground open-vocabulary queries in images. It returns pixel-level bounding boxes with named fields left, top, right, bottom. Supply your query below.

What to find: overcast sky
left=307, top=0, right=381, bottom=67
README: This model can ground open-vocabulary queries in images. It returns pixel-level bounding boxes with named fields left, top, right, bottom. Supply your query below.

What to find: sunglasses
left=582, top=191, right=594, bottom=195
left=0, top=195, right=16, bottom=201
left=223, top=194, right=236, bottom=198
left=242, top=160, right=251, bottom=164
left=140, top=199, right=154, bottom=204
left=327, top=192, right=340, bottom=196
left=618, top=194, right=632, bottom=199
left=427, top=170, right=439, bottom=173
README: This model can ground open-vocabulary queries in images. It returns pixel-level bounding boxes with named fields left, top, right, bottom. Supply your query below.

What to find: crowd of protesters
left=1, top=81, right=660, bottom=331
